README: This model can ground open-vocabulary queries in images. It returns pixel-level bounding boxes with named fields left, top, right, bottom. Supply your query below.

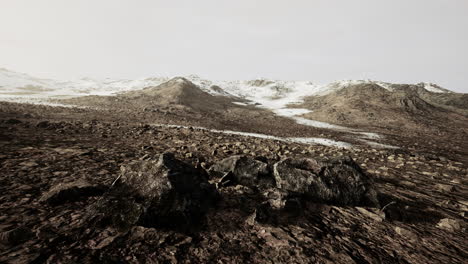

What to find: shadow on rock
left=378, top=193, right=445, bottom=224
left=85, top=152, right=219, bottom=233
left=208, top=155, right=380, bottom=228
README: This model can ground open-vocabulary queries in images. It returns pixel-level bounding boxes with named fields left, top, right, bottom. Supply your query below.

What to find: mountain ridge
left=0, top=68, right=461, bottom=100
left=1, top=67, right=466, bottom=134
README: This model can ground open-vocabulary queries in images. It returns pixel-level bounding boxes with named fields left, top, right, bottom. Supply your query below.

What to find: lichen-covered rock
left=209, top=155, right=272, bottom=189
left=87, top=153, right=218, bottom=232
left=273, top=156, right=379, bottom=207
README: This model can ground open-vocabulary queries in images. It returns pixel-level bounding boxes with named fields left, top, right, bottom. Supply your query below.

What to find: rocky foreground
left=0, top=102, right=467, bottom=263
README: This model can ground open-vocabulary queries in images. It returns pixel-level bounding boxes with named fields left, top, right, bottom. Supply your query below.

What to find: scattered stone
left=52, top=147, right=90, bottom=156
left=356, top=207, right=384, bottom=222
left=400, top=181, right=416, bottom=187
left=436, top=184, right=455, bottom=193
left=394, top=227, right=419, bottom=241
left=261, top=188, right=290, bottom=210
left=436, top=218, right=461, bottom=232
left=19, top=161, right=39, bottom=167
left=245, top=210, right=257, bottom=226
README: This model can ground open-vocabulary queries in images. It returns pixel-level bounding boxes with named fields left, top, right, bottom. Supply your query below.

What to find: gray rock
left=436, top=184, right=454, bottom=192
left=394, top=227, right=419, bottom=241
left=87, top=153, right=218, bottom=231
left=436, top=218, right=461, bottom=232
left=273, top=156, right=379, bottom=207
left=209, top=155, right=272, bottom=189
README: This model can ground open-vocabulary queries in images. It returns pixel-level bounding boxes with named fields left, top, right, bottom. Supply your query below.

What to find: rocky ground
left=0, top=101, right=467, bottom=263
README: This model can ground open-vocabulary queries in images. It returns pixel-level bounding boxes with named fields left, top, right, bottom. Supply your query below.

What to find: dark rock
left=273, top=156, right=379, bottom=207
left=209, top=155, right=272, bottom=189
left=0, top=227, right=34, bottom=245
left=40, top=179, right=105, bottom=205
left=87, top=153, right=218, bottom=232
left=255, top=188, right=303, bottom=224
left=4, top=118, right=22, bottom=125
left=36, top=120, right=51, bottom=128
left=141, top=145, right=152, bottom=151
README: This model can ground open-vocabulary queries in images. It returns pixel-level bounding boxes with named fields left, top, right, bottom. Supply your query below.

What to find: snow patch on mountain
left=0, top=68, right=169, bottom=101
left=153, top=123, right=353, bottom=149
left=419, top=82, right=451, bottom=93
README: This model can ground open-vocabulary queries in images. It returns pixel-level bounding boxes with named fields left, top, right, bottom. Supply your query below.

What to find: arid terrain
left=0, top=74, right=467, bottom=263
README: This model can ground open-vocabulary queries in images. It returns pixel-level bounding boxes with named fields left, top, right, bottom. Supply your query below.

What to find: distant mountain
left=1, top=68, right=466, bottom=131
left=0, top=68, right=169, bottom=100
left=2, top=68, right=460, bottom=106
left=113, top=77, right=244, bottom=112
left=294, top=81, right=468, bottom=129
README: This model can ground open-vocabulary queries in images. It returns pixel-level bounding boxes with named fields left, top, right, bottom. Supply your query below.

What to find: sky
left=0, top=0, right=467, bottom=92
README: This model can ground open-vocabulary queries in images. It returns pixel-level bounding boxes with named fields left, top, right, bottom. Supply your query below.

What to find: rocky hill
left=118, top=77, right=243, bottom=112
left=294, top=82, right=468, bottom=130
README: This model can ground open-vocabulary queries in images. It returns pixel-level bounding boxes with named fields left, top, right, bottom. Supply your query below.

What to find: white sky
left=0, top=0, right=467, bottom=92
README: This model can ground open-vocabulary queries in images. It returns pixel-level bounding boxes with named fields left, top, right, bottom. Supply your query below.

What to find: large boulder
left=87, top=153, right=218, bottom=231
left=208, top=155, right=272, bottom=189
left=273, top=156, right=379, bottom=207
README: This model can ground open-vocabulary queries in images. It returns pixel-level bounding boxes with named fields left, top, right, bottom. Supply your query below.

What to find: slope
left=294, top=82, right=468, bottom=130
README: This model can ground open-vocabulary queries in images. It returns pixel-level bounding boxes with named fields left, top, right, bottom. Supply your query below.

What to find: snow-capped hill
left=187, top=77, right=327, bottom=109
left=417, top=82, right=452, bottom=93
left=0, top=68, right=457, bottom=108
left=326, top=79, right=454, bottom=94
left=0, top=68, right=56, bottom=90
left=328, top=80, right=394, bottom=91
left=0, top=68, right=169, bottom=101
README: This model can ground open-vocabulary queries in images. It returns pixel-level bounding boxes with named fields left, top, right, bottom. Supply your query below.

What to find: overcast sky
left=0, top=0, right=467, bottom=92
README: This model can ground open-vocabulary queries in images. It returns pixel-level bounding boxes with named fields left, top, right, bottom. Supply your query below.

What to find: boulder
left=273, top=156, right=379, bottom=207
left=87, top=153, right=218, bottom=232
left=209, top=155, right=272, bottom=189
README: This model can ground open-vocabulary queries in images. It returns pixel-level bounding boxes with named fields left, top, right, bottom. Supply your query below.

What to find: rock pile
left=78, top=153, right=379, bottom=233
left=210, top=155, right=379, bottom=208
